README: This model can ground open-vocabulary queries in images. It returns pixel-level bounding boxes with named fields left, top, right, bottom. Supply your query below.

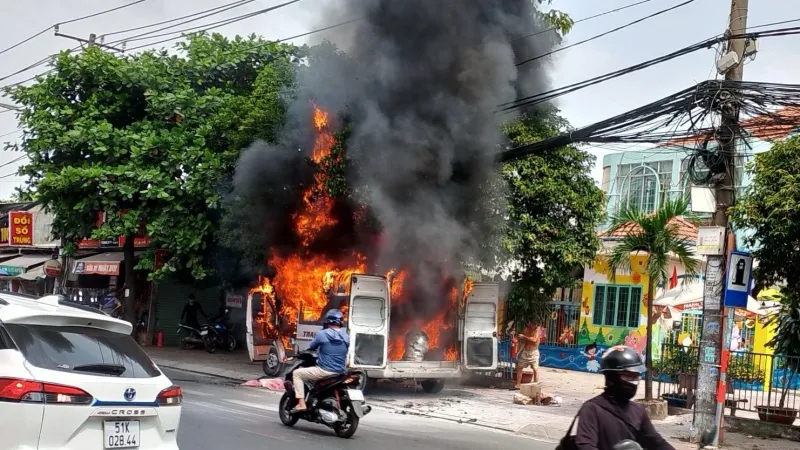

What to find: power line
left=502, top=26, right=800, bottom=112
left=0, top=0, right=149, bottom=57
left=513, top=0, right=655, bottom=42
left=0, top=130, right=21, bottom=139
left=106, top=0, right=262, bottom=46
left=517, top=0, right=696, bottom=66
left=101, top=0, right=255, bottom=38
left=120, top=0, right=304, bottom=52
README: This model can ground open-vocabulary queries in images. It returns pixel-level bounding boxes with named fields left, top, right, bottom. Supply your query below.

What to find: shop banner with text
left=9, top=211, right=33, bottom=246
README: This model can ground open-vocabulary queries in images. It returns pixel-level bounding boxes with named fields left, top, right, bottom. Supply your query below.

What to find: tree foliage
left=605, top=196, right=701, bottom=400
left=731, top=136, right=800, bottom=405
left=502, top=106, right=606, bottom=327
left=4, top=33, right=301, bottom=322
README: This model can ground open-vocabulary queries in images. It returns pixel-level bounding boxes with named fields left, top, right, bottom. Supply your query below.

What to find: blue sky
left=1, top=0, right=798, bottom=198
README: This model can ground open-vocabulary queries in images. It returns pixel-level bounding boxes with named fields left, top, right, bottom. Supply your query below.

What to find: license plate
left=103, top=420, right=139, bottom=449
left=200, top=330, right=208, bottom=336
left=347, top=389, right=364, bottom=401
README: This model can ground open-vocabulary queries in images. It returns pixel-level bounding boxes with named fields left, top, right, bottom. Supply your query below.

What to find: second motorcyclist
left=291, top=309, right=350, bottom=413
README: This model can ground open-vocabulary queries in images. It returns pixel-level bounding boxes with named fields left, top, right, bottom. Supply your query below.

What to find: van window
left=5, top=324, right=161, bottom=378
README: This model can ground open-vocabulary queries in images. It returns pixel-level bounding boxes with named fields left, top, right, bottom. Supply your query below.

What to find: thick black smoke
left=229, top=0, right=556, bottom=302
left=309, top=0, right=556, bottom=291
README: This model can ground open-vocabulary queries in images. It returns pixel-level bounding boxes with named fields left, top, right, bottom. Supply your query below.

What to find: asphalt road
left=162, top=367, right=552, bottom=450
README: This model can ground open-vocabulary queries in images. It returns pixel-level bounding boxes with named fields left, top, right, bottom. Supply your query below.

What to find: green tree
left=4, top=33, right=300, bottom=325
left=731, top=136, right=800, bottom=407
left=502, top=106, right=606, bottom=327
left=606, top=196, right=701, bottom=401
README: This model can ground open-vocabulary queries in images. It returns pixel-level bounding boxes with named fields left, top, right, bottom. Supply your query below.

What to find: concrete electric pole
left=694, top=0, right=749, bottom=446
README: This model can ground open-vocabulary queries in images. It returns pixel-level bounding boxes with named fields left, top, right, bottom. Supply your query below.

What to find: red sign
left=43, top=259, right=62, bottom=277
left=78, top=212, right=105, bottom=248
left=9, top=211, right=33, bottom=246
left=154, top=249, right=168, bottom=270
left=78, top=211, right=151, bottom=248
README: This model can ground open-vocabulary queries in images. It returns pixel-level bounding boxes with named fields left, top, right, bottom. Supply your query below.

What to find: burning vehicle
left=245, top=271, right=499, bottom=392
left=240, top=104, right=499, bottom=390
left=233, top=0, right=554, bottom=394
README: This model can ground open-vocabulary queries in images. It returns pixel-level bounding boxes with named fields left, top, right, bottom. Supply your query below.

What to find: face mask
left=608, top=380, right=638, bottom=401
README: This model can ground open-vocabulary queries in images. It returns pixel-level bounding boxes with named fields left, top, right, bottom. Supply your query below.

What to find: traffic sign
left=724, top=251, right=753, bottom=308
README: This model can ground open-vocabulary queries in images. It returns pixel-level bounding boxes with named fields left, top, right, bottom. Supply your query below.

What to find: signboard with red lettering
left=72, top=261, right=121, bottom=276
left=9, top=211, right=33, bottom=246
left=225, top=295, right=244, bottom=309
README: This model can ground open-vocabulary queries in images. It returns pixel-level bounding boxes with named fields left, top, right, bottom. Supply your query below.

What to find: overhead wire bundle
left=498, top=80, right=800, bottom=179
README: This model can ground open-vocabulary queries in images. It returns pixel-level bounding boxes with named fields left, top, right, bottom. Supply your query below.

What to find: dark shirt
left=575, top=393, right=674, bottom=450
left=181, top=302, right=207, bottom=327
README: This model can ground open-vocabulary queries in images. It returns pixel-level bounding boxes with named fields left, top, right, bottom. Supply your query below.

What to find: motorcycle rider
left=180, top=293, right=208, bottom=331
left=574, top=345, right=674, bottom=450
left=291, top=309, right=350, bottom=414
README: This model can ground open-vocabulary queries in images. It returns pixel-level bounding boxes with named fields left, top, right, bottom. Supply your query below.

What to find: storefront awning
left=72, top=252, right=142, bottom=276
left=0, top=254, right=53, bottom=278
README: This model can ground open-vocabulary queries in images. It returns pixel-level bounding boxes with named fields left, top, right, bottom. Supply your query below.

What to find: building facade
left=535, top=108, right=800, bottom=374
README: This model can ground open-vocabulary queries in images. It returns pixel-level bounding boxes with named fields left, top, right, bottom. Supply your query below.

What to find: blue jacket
left=309, top=327, right=350, bottom=373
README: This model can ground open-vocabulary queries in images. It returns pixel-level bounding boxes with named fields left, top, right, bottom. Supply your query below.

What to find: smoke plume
left=230, top=0, right=556, bottom=299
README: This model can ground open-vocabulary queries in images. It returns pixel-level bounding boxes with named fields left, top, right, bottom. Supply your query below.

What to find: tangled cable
left=499, top=80, right=800, bottom=171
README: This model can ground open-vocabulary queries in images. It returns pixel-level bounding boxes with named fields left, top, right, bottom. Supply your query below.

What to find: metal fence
left=656, top=343, right=800, bottom=417
left=543, top=301, right=582, bottom=348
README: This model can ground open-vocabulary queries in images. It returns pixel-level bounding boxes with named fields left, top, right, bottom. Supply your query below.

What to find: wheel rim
left=267, top=353, right=279, bottom=369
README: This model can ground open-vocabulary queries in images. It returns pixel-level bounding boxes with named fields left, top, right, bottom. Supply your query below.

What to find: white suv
left=0, top=293, right=182, bottom=449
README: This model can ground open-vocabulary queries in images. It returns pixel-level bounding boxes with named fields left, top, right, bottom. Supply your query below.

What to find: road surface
left=163, top=367, right=553, bottom=449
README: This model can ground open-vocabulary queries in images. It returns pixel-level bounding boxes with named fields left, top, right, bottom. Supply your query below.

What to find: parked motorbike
left=200, top=309, right=236, bottom=354
left=278, top=351, right=370, bottom=439
left=177, top=323, right=204, bottom=349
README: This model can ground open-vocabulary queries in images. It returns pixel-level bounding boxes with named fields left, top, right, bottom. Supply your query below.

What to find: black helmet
left=600, top=345, right=646, bottom=373
left=324, top=309, right=345, bottom=327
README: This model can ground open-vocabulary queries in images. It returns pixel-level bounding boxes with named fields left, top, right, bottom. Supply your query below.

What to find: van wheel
left=262, top=347, right=282, bottom=377
left=421, top=379, right=445, bottom=394
left=358, top=375, right=376, bottom=394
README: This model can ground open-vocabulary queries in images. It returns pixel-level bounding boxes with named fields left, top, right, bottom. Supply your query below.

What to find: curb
left=152, top=358, right=260, bottom=383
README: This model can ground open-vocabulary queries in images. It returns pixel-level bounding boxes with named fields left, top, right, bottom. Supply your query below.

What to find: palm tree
left=606, top=196, right=701, bottom=401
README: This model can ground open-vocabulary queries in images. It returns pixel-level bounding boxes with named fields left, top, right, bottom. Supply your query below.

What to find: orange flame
left=249, top=104, right=472, bottom=365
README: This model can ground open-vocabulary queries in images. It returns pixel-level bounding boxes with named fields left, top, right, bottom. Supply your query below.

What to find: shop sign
left=0, top=219, right=8, bottom=247
left=0, top=265, right=24, bottom=276
left=78, top=211, right=150, bottom=248
left=225, top=294, right=244, bottom=309
left=73, top=261, right=121, bottom=276
left=9, top=211, right=33, bottom=246
left=43, top=259, right=63, bottom=277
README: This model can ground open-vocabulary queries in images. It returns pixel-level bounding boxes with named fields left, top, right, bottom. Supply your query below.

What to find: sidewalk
left=148, top=346, right=263, bottom=381
left=145, top=347, right=798, bottom=449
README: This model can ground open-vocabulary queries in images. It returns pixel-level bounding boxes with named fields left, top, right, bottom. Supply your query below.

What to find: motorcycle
left=278, top=351, right=370, bottom=439
left=200, top=309, right=236, bottom=354
left=177, top=323, right=204, bottom=349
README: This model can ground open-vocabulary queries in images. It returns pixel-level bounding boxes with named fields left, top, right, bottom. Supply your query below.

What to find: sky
left=1, top=0, right=798, bottom=200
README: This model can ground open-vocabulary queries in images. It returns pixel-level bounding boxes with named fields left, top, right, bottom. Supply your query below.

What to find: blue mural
left=538, top=345, right=614, bottom=373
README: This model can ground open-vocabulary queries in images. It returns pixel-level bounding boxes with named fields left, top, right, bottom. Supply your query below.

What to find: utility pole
left=54, top=31, right=123, bottom=52
left=694, top=0, right=749, bottom=446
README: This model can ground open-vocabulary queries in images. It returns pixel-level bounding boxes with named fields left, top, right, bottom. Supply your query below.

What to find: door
left=462, top=283, right=499, bottom=370
left=246, top=292, right=270, bottom=362
left=347, top=274, right=390, bottom=369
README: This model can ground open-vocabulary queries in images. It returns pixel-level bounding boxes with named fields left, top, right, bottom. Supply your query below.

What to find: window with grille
left=617, top=161, right=674, bottom=213
left=592, top=284, right=642, bottom=328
